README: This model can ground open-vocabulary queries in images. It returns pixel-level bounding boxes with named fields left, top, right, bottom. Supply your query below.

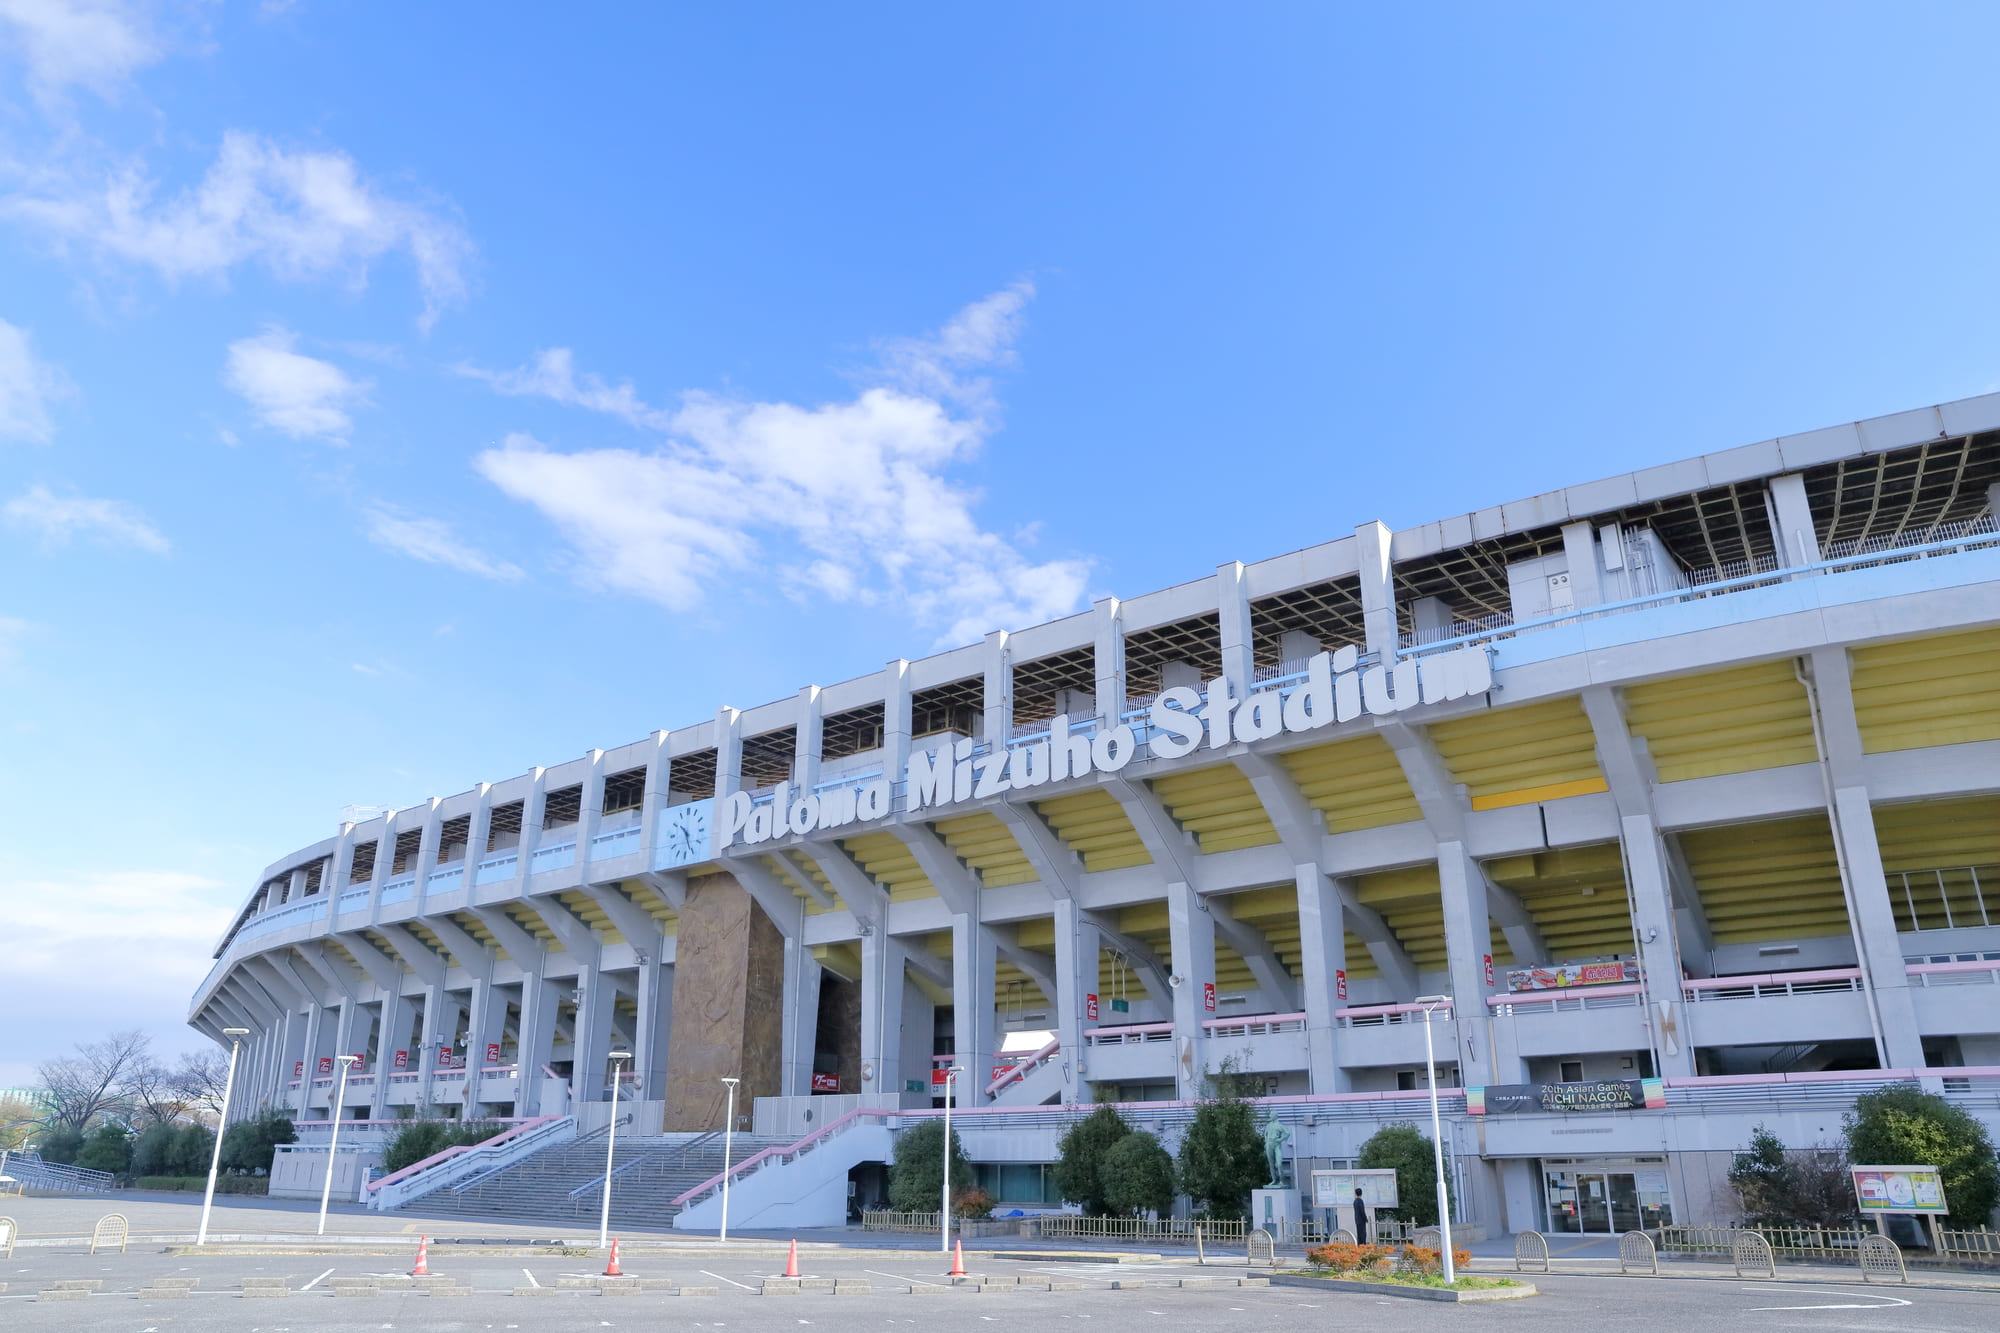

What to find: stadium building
left=190, top=392, right=2000, bottom=1235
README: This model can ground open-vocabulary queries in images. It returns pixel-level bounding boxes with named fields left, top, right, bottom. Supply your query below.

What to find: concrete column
left=1166, top=880, right=1217, bottom=1098
left=292, top=1003, right=323, bottom=1116
left=1216, top=561, right=1254, bottom=693
left=568, top=962, right=616, bottom=1109
left=861, top=930, right=908, bottom=1099
left=884, top=660, right=913, bottom=787
left=1355, top=520, right=1398, bottom=660
left=1560, top=521, right=1604, bottom=607
left=780, top=949, right=818, bottom=1097
left=1436, top=843, right=1495, bottom=1085
left=714, top=707, right=744, bottom=798
left=1052, top=899, right=1101, bottom=1104
left=636, top=956, right=676, bottom=1101
left=414, top=983, right=447, bottom=1109
left=793, top=686, right=824, bottom=793
left=370, top=988, right=415, bottom=1118
left=1293, top=865, right=1351, bottom=1094
left=515, top=972, right=563, bottom=1114
left=1093, top=597, right=1126, bottom=726
left=409, top=798, right=444, bottom=912
left=952, top=913, right=998, bottom=1104
left=1769, top=472, right=1822, bottom=567
left=577, top=751, right=607, bottom=861
left=509, top=769, right=549, bottom=900
left=462, top=977, right=508, bottom=1113
left=636, top=730, right=670, bottom=872
left=1619, top=816, right=1696, bottom=1077
left=983, top=630, right=1012, bottom=744
left=329, top=1002, right=367, bottom=1119
left=1831, top=787, right=1926, bottom=1068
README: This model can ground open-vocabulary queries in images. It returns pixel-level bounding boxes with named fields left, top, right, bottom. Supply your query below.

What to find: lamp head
left=337, top=1054, right=360, bottom=1066
left=223, top=1027, right=250, bottom=1037
left=720, top=1076, right=740, bottom=1087
left=609, top=1051, right=632, bottom=1061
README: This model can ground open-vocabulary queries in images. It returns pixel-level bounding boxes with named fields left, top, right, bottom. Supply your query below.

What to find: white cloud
left=3, top=130, right=473, bottom=328
left=0, top=0, right=158, bottom=101
left=456, top=347, right=672, bottom=431
left=223, top=327, right=367, bottom=440
left=0, top=317, right=71, bottom=443
left=364, top=506, right=523, bottom=582
left=470, top=285, right=1091, bottom=645
left=4, top=482, right=168, bottom=552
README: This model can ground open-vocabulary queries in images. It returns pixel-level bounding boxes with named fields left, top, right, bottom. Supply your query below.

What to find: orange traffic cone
left=603, top=1237, right=623, bottom=1277
left=946, top=1238, right=967, bottom=1278
left=411, top=1235, right=430, bottom=1277
left=783, top=1239, right=800, bottom=1278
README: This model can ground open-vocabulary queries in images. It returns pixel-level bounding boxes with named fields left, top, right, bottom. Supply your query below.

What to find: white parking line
left=301, top=1267, right=336, bottom=1290
left=702, top=1269, right=759, bottom=1291
left=522, top=1268, right=540, bottom=1287
left=1742, top=1284, right=1912, bottom=1311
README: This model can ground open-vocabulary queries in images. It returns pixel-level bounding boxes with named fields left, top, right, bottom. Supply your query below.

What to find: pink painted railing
left=1083, top=1021, right=1174, bottom=1046
left=987, top=1039, right=1060, bottom=1096
left=1664, top=1065, right=2000, bottom=1089
left=1202, top=1011, right=1307, bottom=1035
left=362, top=1114, right=563, bottom=1195
left=1334, top=999, right=1452, bottom=1027
left=1487, top=983, right=1644, bottom=1013
left=1681, top=968, right=1863, bottom=1001
left=1907, top=960, right=2000, bottom=984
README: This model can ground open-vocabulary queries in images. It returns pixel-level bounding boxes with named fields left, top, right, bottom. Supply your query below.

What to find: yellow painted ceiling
left=1622, top=660, right=1818, bottom=783
left=1149, top=764, right=1281, bottom=854
left=1428, top=698, right=1608, bottom=810
left=1871, top=797, right=2000, bottom=933
left=841, top=831, right=939, bottom=904
left=934, top=811, right=1038, bottom=887
left=1677, top=815, right=1850, bottom=944
left=1036, top=788, right=1152, bottom=871
left=558, top=889, right=625, bottom=946
left=620, top=880, right=680, bottom=935
left=1353, top=863, right=1447, bottom=971
left=450, top=912, right=507, bottom=962
left=1851, top=628, right=2000, bottom=754
left=1279, top=733, right=1423, bottom=833
left=1485, top=843, right=1635, bottom=960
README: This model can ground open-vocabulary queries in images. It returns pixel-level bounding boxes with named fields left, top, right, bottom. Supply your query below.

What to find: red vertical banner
left=349, top=1053, right=365, bottom=1072
left=1335, top=969, right=1348, bottom=1002
left=438, top=1043, right=455, bottom=1067
left=1202, top=981, right=1217, bottom=1012
left=1085, top=993, right=1099, bottom=1021
left=393, top=1049, right=408, bottom=1070
left=317, top=1056, right=333, bottom=1075
left=1483, top=954, right=1494, bottom=987
left=293, top=1061, right=304, bottom=1077
left=486, top=1042, right=502, bottom=1064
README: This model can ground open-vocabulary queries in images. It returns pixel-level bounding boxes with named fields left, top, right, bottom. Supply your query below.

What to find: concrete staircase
left=389, top=1122, right=789, bottom=1231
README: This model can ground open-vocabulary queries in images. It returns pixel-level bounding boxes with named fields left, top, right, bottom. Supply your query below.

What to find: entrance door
left=1576, top=1173, right=1611, bottom=1232
left=1608, top=1173, right=1642, bottom=1232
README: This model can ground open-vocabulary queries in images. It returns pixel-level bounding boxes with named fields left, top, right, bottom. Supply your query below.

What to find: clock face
left=656, top=799, right=712, bottom=868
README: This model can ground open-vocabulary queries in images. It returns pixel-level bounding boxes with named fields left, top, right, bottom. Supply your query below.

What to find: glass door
left=1576, top=1173, right=1611, bottom=1232
left=1608, top=1174, right=1642, bottom=1232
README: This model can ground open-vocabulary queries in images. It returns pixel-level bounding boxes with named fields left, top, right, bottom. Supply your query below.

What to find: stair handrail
left=449, top=1112, right=632, bottom=1195
left=0, top=1150, right=115, bottom=1194
left=567, top=1130, right=721, bottom=1200
left=986, top=1038, right=1059, bottom=1096
left=670, top=1109, right=903, bottom=1210
left=364, top=1115, right=573, bottom=1211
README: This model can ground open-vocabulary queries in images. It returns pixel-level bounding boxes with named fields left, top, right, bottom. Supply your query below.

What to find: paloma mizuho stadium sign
left=717, top=643, right=1493, bottom=851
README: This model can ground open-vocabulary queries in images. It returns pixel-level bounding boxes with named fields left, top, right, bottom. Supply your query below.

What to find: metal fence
left=1660, top=1224, right=2000, bottom=1264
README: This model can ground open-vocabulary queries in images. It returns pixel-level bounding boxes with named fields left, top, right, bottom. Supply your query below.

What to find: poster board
left=1851, top=1165, right=1948, bottom=1215
left=1311, top=1168, right=1400, bottom=1210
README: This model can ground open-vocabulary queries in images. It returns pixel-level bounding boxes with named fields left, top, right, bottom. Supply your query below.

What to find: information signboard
left=1310, top=1168, right=1400, bottom=1210
left=1852, top=1165, right=1949, bottom=1215
left=1467, top=1077, right=1666, bottom=1115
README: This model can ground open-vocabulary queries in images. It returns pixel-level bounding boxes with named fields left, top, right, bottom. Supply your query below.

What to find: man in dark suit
left=1353, top=1187, right=1369, bottom=1243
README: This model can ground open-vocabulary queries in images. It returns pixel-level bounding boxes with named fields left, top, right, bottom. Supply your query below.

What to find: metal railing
left=1661, top=1223, right=2000, bottom=1262
left=0, top=1151, right=114, bottom=1194
left=1083, top=1022, right=1174, bottom=1046
left=567, top=1130, right=720, bottom=1202
left=987, top=1040, right=1060, bottom=1096
left=1681, top=969, right=1864, bottom=1002
left=1908, top=960, right=2000, bottom=987
left=1488, top=984, right=1644, bottom=1015
left=1202, top=1012, right=1307, bottom=1037
left=364, top=1115, right=573, bottom=1211
left=1889, top=864, right=1998, bottom=933
left=1334, top=1000, right=1452, bottom=1028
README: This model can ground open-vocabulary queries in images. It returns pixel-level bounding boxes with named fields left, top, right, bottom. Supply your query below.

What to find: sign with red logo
left=294, top=1061, right=304, bottom=1077
left=438, top=1043, right=455, bottom=1067
left=487, top=1042, right=502, bottom=1064
left=1202, top=982, right=1216, bottom=1013
left=931, top=1066, right=949, bottom=1087
left=393, top=1049, right=408, bottom=1070
left=1483, top=954, right=1494, bottom=987
left=991, top=1064, right=1010, bottom=1084
left=810, top=1072, right=840, bottom=1093
left=349, top=1053, right=365, bottom=1072
left=1085, top=992, right=1099, bottom=1021
left=1335, top=969, right=1348, bottom=1002
left=317, top=1056, right=333, bottom=1075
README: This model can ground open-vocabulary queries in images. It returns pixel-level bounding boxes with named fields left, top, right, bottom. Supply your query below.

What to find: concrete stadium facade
left=190, top=392, right=2000, bottom=1234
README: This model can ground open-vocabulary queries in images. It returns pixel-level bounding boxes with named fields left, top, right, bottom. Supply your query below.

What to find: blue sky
left=7, top=3, right=2000, bottom=1082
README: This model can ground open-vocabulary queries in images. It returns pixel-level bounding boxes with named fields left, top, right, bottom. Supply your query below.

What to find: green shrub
left=75, top=1124, right=132, bottom=1175
left=1101, top=1131, right=1176, bottom=1218
left=37, top=1125, right=84, bottom=1165
left=1177, top=1096, right=1265, bottom=1221
left=134, top=1175, right=268, bottom=1195
left=380, top=1119, right=502, bottom=1176
left=1357, top=1123, right=1451, bottom=1226
left=219, top=1111, right=295, bottom=1176
left=1846, top=1085, right=2000, bottom=1227
left=886, top=1118, right=975, bottom=1214
left=1052, top=1104, right=1132, bottom=1216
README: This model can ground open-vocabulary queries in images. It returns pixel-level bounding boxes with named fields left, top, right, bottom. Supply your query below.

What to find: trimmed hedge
left=135, top=1175, right=269, bottom=1195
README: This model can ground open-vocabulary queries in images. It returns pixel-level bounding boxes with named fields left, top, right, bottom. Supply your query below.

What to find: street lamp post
left=196, top=1027, right=250, bottom=1247
left=598, top=1051, right=632, bottom=1250
left=718, top=1076, right=740, bottom=1243
left=318, top=1054, right=360, bottom=1236
left=1414, top=995, right=1455, bottom=1284
left=940, top=1065, right=963, bottom=1253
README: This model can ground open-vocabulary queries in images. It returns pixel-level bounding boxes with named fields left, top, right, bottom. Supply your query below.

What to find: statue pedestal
left=1251, top=1187, right=1301, bottom=1233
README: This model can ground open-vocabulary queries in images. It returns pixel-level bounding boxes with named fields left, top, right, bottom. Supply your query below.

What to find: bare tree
left=0, top=1093, right=41, bottom=1151
left=35, top=1030, right=152, bottom=1130
left=172, top=1049, right=233, bottom=1121
left=122, top=1051, right=191, bottom=1127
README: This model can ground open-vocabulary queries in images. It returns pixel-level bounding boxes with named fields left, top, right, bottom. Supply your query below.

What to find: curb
left=1270, top=1274, right=1537, bottom=1302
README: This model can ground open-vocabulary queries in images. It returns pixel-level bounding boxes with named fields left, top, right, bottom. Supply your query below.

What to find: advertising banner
left=1085, top=993, right=1098, bottom=1021
left=393, top=1049, right=408, bottom=1070
left=810, top=1072, right=840, bottom=1093
left=1507, top=961, right=1637, bottom=992
left=1467, top=1077, right=1666, bottom=1115
left=1852, top=1165, right=1949, bottom=1215
left=317, top=1056, right=333, bottom=1076
left=1203, top=982, right=1216, bottom=1012
left=487, top=1042, right=502, bottom=1064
